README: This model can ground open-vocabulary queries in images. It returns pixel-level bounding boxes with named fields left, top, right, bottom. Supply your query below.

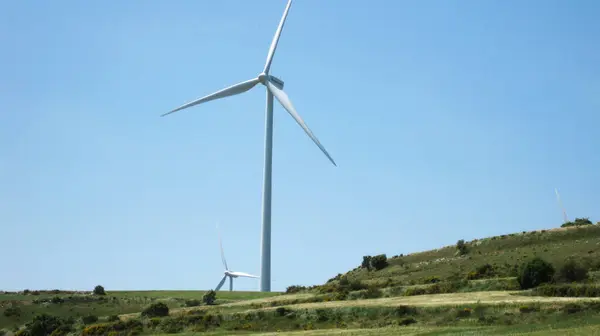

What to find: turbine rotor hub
left=258, top=73, right=268, bottom=84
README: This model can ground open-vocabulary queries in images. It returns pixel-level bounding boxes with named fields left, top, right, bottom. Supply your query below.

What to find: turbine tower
left=162, top=0, right=335, bottom=292
left=214, top=224, right=259, bottom=292
left=555, top=188, right=569, bottom=223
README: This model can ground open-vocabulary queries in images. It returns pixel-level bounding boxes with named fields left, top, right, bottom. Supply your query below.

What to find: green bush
left=92, top=285, right=106, bottom=296
left=361, top=256, right=373, bottom=271
left=141, top=302, right=169, bottom=318
left=275, top=307, right=292, bottom=316
left=556, top=259, right=588, bottom=283
left=518, top=257, right=555, bottom=289
left=3, top=306, right=21, bottom=318
left=81, top=315, right=98, bottom=325
left=370, top=254, right=389, bottom=271
left=561, top=217, right=594, bottom=228
left=398, top=317, right=417, bottom=326
left=50, top=296, right=64, bottom=304
left=347, top=288, right=383, bottom=300
left=184, top=299, right=201, bottom=307
left=456, top=239, right=468, bottom=255
left=159, top=317, right=184, bottom=334
left=532, top=284, right=600, bottom=297
left=421, top=276, right=441, bottom=284
left=23, top=314, right=71, bottom=336
left=203, top=290, right=216, bottom=305
left=285, top=285, right=307, bottom=294
left=107, top=315, right=120, bottom=322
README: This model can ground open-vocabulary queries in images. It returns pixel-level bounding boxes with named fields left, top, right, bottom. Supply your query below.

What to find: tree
left=370, top=254, right=389, bottom=271
left=556, top=259, right=588, bottom=283
left=361, top=256, right=373, bottom=271
left=203, top=290, right=216, bottom=305
left=92, top=285, right=106, bottom=296
left=561, top=217, right=594, bottom=228
left=456, top=239, right=468, bottom=255
left=518, top=257, right=555, bottom=289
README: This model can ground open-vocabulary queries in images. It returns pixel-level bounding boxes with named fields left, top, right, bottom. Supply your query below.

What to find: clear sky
left=1, top=0, right=598, bottom=292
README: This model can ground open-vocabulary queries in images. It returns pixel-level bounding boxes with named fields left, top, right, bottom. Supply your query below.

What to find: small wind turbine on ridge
left=162, top=0, right=336, bottom=292
left=555, top=188, right=569, bottom=224
left=214, top=224, right=258, bottom=292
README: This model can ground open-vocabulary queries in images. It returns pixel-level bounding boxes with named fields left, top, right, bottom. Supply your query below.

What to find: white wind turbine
left=162, top=0, right=336, bottom=292
left=214, top=224, right=258, bottom=292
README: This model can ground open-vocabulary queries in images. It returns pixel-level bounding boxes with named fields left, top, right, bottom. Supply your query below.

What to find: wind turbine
left=555, top=188, right=569, bottom=224
left=162, top=0, right=336, bottom=292
left=214, top=224, right=258, bottom=292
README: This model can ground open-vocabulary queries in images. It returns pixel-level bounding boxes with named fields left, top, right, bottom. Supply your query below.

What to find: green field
left=3, top=224, right=600, bottom=335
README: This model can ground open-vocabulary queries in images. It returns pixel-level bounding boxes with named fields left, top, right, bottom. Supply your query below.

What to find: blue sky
left=1, top=0, right=598, bottom=292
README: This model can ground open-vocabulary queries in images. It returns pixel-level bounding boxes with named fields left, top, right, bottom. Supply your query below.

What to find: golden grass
left=247, top=291, right=600, bottom=312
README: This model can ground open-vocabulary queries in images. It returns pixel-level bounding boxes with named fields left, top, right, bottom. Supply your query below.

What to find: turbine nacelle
left=224, top=270, right=238, bottom=278
left=258, top=73, right=284, bottom=90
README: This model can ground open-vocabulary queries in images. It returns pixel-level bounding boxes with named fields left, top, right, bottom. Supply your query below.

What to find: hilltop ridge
left=313, top=221, right=600, bottom=290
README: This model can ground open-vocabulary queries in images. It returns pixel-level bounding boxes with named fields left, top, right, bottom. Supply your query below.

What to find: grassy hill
left=335, top=224, right=600, bottom=287
left=2, top=222, right=600, bottom=335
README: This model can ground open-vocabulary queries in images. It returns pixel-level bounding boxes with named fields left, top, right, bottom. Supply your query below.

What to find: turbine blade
left=266, top=80, right=337, bottom=166
left=215, top=275, right=227, bottom=291
left=263, top=0, right=293, bottom=74
left=162, top=78, right=259, bottom=117
left=229, top=271, right=259, bottom=278
left=217, top=223, right=228, bottom=270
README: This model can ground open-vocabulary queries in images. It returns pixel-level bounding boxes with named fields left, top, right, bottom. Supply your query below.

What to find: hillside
left=327, top=223, right=600, bottom=289
left=2, top=222, right=600, bottom=335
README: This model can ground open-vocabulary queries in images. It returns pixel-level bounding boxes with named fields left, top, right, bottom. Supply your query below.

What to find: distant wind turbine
left=555, top=188, right=569, bottom=223
left=214, top=224, right=258, bottom=292
left=162, top=0, right=336, bottom=292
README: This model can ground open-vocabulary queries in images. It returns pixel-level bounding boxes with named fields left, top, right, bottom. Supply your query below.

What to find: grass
left=108, top=290, right=280, bottom=301
left=148, top=306, right=600, bottom=335
left=3, top=224, right=600, bottom=335
left=338, top=225, right=600, bottom=287
left=0, top=290, right=281, bottom=330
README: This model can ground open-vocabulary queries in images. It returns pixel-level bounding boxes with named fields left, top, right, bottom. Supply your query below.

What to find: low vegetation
left=2, top=218, right=599, bottom=335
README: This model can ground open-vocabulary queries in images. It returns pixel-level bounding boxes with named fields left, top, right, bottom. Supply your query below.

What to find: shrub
left=275, top=307, right=292, bottom=316
left=159, top=317, right=184, bottom=334
left=518, top=257, right=555, bottom=289
left=398, top=317, right=417, bottom=326
left=456, top=307, right=472, bottom=318
left=92, top=285, right=106, bottom=296
left=456, top=239, right=468, bottom=255
left=561, top=217, right=594, bottom=228
left=141, top=302, right=169, bottom=318
left=473, top=264, right=495, bottom=279
left=203, top=290, right=217, bottom=305
left=3, top=306, right=21, bottom=318
left=347, top=288, right=383, bottom=300
left=361, top=256, right=373, bottom=271
left=532, top=284, right=600, bottom=297
left=421, top=276, right=441, bottom=284
left=562, top=303, right=583, bottom=314
left=394, top=305, right=417, bottom=316
left=184, top=299, right=201, bottom=307
left=556, top=259, right=588, bottom=283
left=50, top=296, right=64, bottom=304
left=107, top=315, right=120, bottom=322
left=81, top=315, right=98, bottom=325
left=23, top=314, right=69, bottom=336
left=370, top=254, right=389, bottom=271
left=286, top=285, right=306, bottom=294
